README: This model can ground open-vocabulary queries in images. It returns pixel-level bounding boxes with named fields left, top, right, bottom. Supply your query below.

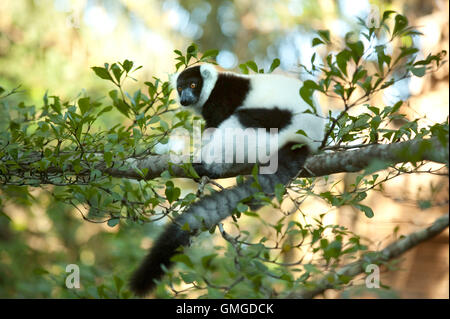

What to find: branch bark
left=286, top=213, right=449, bottom=299
left=107, top=136, right=448, bottom=180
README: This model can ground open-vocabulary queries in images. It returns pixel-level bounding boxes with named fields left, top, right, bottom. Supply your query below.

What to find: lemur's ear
left=200, top=64, right=216, bottom=79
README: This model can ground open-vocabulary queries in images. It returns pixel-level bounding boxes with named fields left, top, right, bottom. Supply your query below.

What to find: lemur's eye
left=177, top=87, right=182, bottom=92
left=190, top=82, right=196, bottom=89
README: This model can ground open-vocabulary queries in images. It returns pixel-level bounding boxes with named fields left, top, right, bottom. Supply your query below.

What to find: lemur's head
left=171, top=63, right=218, bottom=112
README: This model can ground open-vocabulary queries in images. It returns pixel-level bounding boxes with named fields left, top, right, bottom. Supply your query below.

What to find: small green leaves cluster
left=294, top=10, right=448, bottom=221
left=300, top=11, right=446, bottom=148
left=0, top=57, right=200, bottom=228
left=238, top=58, right=281, bottom=74
left=174, top=43, right=219, bottom=71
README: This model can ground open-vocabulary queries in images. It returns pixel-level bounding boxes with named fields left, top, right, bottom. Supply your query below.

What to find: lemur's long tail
left=129, top=144, right=309, bottom=296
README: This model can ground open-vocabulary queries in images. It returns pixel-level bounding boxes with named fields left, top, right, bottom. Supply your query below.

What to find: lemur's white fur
left=240, top=73, right=324, bottom=152
left=170, top=64, right=325, bottom=175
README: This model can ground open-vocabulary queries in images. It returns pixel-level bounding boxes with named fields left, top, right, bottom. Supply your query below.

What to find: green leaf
left=296, top=129, right=308, bottom=137
left=269, top=58, right=280, bottom=73
left=396, top=47, right=419, bottom=63
left=253, top=260, right=268, bottom=272
left=392, top=14, right=409, bottom=38
left=114, top=275, right=124, bottom=293
left=122, top=59, right=133, bottom=72
left=246, top=61, right=258, bottom=73
left=104, top=151, right=113, bottom=167
left=148, top=115, right=160, bottom=124
left=338, top=274, right=352, bottom=284
left=171, top=254, right=194, bottom=268
left=347, top=40, right=364, bottom=64
left=375, top=45, right=391, bottom=74
left=418, top=200, right=432, bottom=210
left=275, top=183, right=286, bottom=203
left=312, top=37, right=324, bottom=47
left=358, top=75, right=373, bottom=93
left=107, top=218, right=120, bottom=227
left=304, top=263, right=321, bottom=274
left=410, top=66, right=426, bottom=77
left=239, top=64, right=249, bottom=74
left=336, top=50, right=351, bottom=76
left=381, top=10, right=396, bottom=24
left=91, top=67, right=113, bottom=81
left=186, top=43, right=198, bottom=64
left=186, top=163, right=200, bottom=179
left=299, top=80, right=318, bottom=112
left=49, top=96, right=61, bottom=114
left=323, top=239, right=342, bottom=260
left=160, top=119, right=169, bottom=131
left=243, top=211, right=259, bottom=217
left=251, top=164, right=261, bottom=190
left=180, top=272, right=198, bottom=284
left=181, top=222, right=190, bottom=232
left=333, top=83, right=344, bottom=98
left=317, top=30, right=331, bottom=43
left=352, top=67, right=367, bottom=84
left=202, top=49, right=219, bottom=59
left=111, top=63, right=123, bottom=83
left=380, top=78, right=395, bottom=89
left=78, top=97, right=90, bottom=115
left=414, top=51, right=446, bottom=67
left=115, top=99, right=130, bottom=117
left=97, top=105, right=113, bottom=117
left=109, top=90, right=130, bottom=117
left=355, top=204, right=374, bottom=218
left=201, top=254, right=218, bottom=269
left=33, top=267, right=50, bottom=275
left=187, top=43, right=198, bottom=54
left=165, top=181, right=181, bottom=203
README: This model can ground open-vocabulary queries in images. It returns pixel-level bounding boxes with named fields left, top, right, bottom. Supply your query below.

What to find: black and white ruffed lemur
left=130, top=63, right=325, bottom=296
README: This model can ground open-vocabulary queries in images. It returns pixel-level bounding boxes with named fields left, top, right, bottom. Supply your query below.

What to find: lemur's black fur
left=236, top=108, right=293, bottom=132
left=202, top=73, right=251, bottom=128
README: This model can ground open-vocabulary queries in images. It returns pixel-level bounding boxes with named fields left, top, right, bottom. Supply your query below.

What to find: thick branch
left=286, top=213, right=449, bottom=299
left=1, top=136, right=448, bottom=185
left=107, top=136, right=448, bottom=180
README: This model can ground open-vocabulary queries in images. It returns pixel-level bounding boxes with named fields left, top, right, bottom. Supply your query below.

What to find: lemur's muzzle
left=180, top=89, right=197, bottom=106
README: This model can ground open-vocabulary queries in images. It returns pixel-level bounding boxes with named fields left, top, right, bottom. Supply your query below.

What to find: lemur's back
left=229, top=72, right=324, bottom=152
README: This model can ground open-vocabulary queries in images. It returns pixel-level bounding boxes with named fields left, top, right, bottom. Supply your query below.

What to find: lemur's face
left=176, top=66, right=204, bottom=106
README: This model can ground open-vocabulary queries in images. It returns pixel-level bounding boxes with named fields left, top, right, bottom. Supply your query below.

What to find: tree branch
left=1, top=136, right=448, bottom=186
left=106, top=136, right=448, bottom=180
left=286, top=213, right=449, bottom=299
